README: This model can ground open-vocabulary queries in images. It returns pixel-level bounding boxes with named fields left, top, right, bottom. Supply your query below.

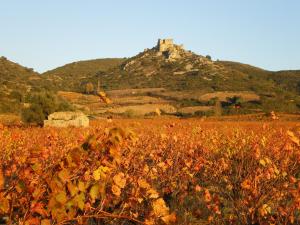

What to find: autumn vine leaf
left=113, top=172, right=126, bottom=189
left=152, top=198, right=170, bottom=217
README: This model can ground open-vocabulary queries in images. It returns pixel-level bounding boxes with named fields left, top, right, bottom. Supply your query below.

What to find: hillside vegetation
left=43, top=40, right=300, bottom=114
left=0, top=57, right=44, bottom=113
left=43, top=58, right=125, bottom=92
left=2, top=39, right=300, bottom=116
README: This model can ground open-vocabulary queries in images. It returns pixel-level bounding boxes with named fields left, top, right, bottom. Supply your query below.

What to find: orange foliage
left=0, top=119, right=299, bottom=224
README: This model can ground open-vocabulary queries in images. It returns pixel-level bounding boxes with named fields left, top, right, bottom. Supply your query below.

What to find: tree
left=21, top=91, right=73, bottom=125
left=205, top=55, right=212, bottom=60
left=85, top=82, right=94, bottom=94
left=22, top=104, right=45, bottom=125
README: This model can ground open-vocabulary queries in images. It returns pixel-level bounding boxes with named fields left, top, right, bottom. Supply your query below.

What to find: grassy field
left=0, top=119, right=299, bottom=224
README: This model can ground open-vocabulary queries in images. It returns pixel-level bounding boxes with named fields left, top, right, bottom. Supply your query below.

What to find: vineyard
left=0, top=119, right=299, bottom=224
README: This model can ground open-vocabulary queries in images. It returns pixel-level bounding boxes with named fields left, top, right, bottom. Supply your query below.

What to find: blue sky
left=0, top=0, right=299, bottom=72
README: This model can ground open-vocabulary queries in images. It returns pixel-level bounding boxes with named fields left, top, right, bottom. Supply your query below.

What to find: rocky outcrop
left=121, top=38, right=225, bottom=80
left=44, top=111, right=89, bottom=127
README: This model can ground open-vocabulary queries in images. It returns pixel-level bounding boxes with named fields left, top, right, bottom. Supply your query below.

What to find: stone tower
left=157, top=39, right=175, bottom=52
left=156, top=39, right=184, bottom=61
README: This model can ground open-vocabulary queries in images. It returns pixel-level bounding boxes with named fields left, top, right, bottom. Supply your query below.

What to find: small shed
left=44, top=111, right=89, bottom=128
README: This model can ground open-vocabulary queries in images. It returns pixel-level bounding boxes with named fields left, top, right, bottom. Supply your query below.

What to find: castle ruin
left=157, top=39, right=175, bottom=52
left=156, top=39, right=185, bottom=61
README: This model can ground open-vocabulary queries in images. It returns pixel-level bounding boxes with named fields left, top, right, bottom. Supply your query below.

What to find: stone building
left=157, top=39, right=175, bottom=52
left=156, top=38, right=185, bottom=61
left=44, top=111, right=89, bottom=128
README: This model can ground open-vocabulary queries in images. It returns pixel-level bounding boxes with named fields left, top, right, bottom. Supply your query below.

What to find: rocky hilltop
left=122, top=38, right=225, bottom=79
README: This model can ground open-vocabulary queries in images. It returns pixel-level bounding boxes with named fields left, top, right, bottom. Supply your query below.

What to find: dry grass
left=58, top=91, right=99, bottom=103
left=178, top=106, right=212, bottom=114
left=0, top=114, right=21, bottom=125
left=154, top=90, right=205, bottom=100
left=112, top=96, right=170, bottom=105
left=152, top=90, right=260, bottom=102
left=199, top=91, right=260, bottom=101
left=106, top=88, right=165, bottom=97
left=96, top=104, right=177, bottom=116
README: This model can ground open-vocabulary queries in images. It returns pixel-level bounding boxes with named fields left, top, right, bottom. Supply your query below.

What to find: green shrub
left=205, top=55, right=212, bottom=60
left=21, top=104, right=45, bottom=125
left=21, top=91, right=73, bottom=125
left=9, top=90, right=23, bottom=102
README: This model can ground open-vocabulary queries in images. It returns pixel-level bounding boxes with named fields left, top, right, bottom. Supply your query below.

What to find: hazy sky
left=1, top=0, right=299, bottom=72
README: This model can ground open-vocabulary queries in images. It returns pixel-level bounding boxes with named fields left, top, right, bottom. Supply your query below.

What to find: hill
left=43, top=39, right=300, bottom=115
left=3, top=39, right=300, bottom=117
left=43, top=58, right=125, bottom=92
left=216, top=61, right=300, bottom=95
left=43, top=40, right=299, bottom=94
left=0, top=56, right=44, bottom=113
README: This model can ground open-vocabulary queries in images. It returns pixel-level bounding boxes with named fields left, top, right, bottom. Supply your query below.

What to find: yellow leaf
left=287, top=130, right=300, bottom=146
left=89, top=184, right=100, bottom=200
left=111, top=184, right=121, bottom=197
left=147, top=188, right=159, bottom=199
left=259, top=159, right=266, bottom=167
left=93, top=166, right=110, bottom=181
left=74, top=192, right=85, bottom=210
left=152, top=198, right=169, bottom=217
left=67, top=182, right=78, bottom=197
left=78, top=181, right=86, bottom=192
left=32, top=187, right=45, bottom=199
left=138, top=178, right=150, bottom=189
left=58, top=169, right=70, bottom=183
left=157, top=162, right=167, bottom=171
left=31, top=163, right=42, bottom=172
left=259, top=204, right=271, bottom=216
left=113, top=172, right=126, bottom=189
left=55, top=191, right=67, bottom=204
left=161, top=212, right=177, bottom=224
left=93, top=169, right=101, bottom=181
left=41, top=219, right=51, bottom=225
left=282, top=171, right=287, bottom=177
left=265, top=157, right=272, bottom=164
